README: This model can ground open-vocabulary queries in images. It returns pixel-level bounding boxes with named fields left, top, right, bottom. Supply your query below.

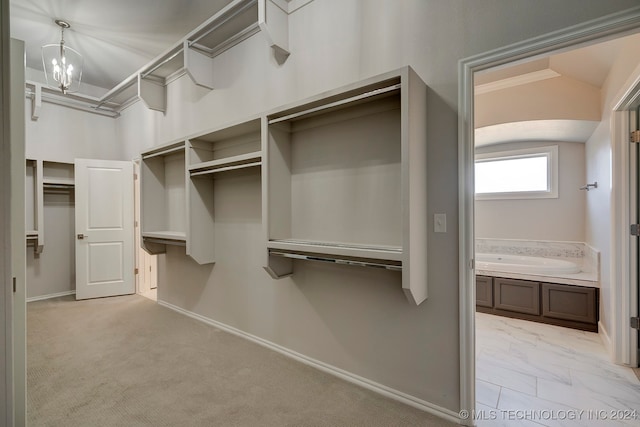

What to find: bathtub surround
left=476, top=238, right=599, bottom=287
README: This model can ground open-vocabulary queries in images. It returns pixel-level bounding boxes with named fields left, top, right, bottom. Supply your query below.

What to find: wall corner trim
left=157, top=299, right=462, bottom=424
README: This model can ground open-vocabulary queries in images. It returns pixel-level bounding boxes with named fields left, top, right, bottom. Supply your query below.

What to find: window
left=475, top=145, right=558, bottom=200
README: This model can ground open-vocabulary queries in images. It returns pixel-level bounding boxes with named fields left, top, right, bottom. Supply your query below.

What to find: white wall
left=25, top=102, right=120, bottom=299
left=475, top=76, right=601, bottom=128
left=475, top=141, right=586, bottom=241
left=114, top=0, right=640, bottom=416
left=26, top=191, right=75, bottom=299
left=26, top=103, right=120, bottom=163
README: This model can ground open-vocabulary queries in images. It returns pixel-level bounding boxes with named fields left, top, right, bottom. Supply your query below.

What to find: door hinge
left=631, top=317, right=640, bottom=330
left=135, top=268, right=139, bottom=275
left=631, top=130, right=640, bottom=143
left=12, top=277, right=16, bottom=293
left=134, top=173, right=138, bottom=180
left=631, top=224, right=640, bottom=236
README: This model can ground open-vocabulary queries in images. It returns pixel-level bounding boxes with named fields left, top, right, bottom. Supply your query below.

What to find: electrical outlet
left=434, top=213, right=446, bottom=233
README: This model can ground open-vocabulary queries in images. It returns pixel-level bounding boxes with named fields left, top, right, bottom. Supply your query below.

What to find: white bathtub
left=476, top=253, right=581, bottom=275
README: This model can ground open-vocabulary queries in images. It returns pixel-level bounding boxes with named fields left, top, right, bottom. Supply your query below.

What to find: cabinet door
left=476, top=276, right=493, bottom=308
left=494, top=278, right=540, bottom=315
left=542, top=283, right=597, bottom=324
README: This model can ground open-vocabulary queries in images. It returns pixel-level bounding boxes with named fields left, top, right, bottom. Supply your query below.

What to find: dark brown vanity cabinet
left=542, top=283, right=597, bottom=325
left=494, top=278, right=540, bottom=315
left=476, top=276, right=598, bottom=332
left=475, top=276, right=493, bottom=308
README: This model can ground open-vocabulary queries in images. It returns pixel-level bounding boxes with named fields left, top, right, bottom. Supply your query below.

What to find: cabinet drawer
left=476, top=276, right=493, bottom=308
left=542, top=283, right=597, bottom=324
left=494, top=278, right=540, bottom=315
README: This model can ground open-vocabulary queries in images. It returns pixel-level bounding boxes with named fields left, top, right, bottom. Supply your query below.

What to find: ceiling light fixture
left=41, top=19, right=83, bottom=94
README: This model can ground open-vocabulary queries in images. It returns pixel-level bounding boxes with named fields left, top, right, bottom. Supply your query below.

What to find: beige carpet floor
left=27, top=295, right=455, bottom=427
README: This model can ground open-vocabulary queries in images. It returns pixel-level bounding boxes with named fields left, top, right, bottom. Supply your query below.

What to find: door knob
left=77, top=234, right=85, bottom=240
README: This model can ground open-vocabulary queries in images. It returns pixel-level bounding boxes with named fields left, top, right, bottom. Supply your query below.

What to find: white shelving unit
left=25, top=159, right=43, bottom=253
left=186, top=117, right=262, bottom=264
left=26, top=159, right=76, bottom=254
left=42, top=161, right=75, bottom=187
left=138, top=66, right=428, bottom=304
left=263, top=66, right=428, bottom=305
left=141, top=141, right=188, bottom=254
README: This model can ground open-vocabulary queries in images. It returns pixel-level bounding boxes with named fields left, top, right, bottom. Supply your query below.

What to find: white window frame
left=475, top=145, right=558, bottom=200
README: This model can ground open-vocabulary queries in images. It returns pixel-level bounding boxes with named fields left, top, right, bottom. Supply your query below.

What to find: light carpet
left=27, top=294, right=455, bottom=427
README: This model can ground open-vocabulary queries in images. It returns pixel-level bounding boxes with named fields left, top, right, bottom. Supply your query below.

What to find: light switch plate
left=434, top=213, right=446, bottom=233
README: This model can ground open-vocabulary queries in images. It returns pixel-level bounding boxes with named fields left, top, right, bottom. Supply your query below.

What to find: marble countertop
left=476, top=269, right=599, bottom=288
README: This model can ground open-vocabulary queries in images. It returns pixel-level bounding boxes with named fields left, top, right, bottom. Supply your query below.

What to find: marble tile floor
left=475, top=312, right=640, bottom=426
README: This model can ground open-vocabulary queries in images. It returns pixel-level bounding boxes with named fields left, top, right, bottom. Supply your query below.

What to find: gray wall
left=475, top=141, right=586, bottom=242
left=115, top=0, right=640, bottom=414
left=1, top=0, right=12, bottom=421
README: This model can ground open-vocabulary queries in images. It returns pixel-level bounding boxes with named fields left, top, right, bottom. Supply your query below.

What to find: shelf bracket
left=183, top=41, right=215, bottom=90
left=258, top=0, right=290, bottom=61
left=264, top=254, right=293, bottom=279
left=31, top=83, right=42, bottom=121
left=138, top=74, right=166, bottom=113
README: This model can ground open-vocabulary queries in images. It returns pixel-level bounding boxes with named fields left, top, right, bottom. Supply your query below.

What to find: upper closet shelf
left=105, top=0, right=291, bottom=113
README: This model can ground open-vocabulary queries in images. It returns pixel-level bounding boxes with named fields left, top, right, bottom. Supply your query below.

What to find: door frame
left=611, top=76, right=640, bottom=368
left=458, top=7, right=640, bottom=423
left=1, top=0, right=13, bottom=423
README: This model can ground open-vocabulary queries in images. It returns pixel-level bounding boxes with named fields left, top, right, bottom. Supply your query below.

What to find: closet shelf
left=142, top=143, right=185, bottom=159
left=189, top=151, right=262, bottom=176
left=42, top=178, right=74, bottom=186
left=267, top=239, right=403, bottom=262
left=142, top=231, right=187, bottom=241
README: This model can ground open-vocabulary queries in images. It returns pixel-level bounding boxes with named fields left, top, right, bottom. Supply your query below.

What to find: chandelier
left=41, top=19, right=83, bottom=94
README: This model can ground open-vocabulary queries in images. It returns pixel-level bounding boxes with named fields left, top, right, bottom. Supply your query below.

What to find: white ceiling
left=10, top=0, right=234, bottom=92
left=475, top=32, right=640, bottom=145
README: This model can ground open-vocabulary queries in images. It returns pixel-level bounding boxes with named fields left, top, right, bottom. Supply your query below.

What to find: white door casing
left=75, top=159, right=134, bottom=300
left=459, top=7, right=640, bottom=425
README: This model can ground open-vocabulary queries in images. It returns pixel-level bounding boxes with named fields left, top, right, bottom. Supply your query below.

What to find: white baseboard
left=157, top=300, right=461, bottom=424
left=27, top=290, right=75, bottom=303
left=598, top=321, right=613, bottom=359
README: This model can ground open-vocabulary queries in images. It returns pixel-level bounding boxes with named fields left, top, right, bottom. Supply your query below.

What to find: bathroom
left=472, top=31, right=640, bottom=415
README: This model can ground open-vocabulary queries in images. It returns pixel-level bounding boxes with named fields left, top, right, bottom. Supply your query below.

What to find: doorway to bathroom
left=466, top=27, right=640, bottom=423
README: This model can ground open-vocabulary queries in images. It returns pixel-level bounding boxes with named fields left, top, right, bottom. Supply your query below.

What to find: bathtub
left=476, top=253, right=581, bottom=275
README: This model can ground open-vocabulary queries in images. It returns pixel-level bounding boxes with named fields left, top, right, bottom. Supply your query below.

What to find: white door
left=75, top=159, right=135, bottom=300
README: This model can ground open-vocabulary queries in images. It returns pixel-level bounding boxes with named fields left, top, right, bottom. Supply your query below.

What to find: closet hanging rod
left=269, top=250, right=403, bottom=271
left=190, top=161, right=261, bottom=177
left=142, top=144, right=184, bottom=159
left=268, top=83, right=401, bottom=125
left=43, top=183, right=74, bottom=191
left=188, top=0, right=257, bottom=48
left=143, top=237, right=186, bottom=247
left=140, top=48, right=183, bottom=79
